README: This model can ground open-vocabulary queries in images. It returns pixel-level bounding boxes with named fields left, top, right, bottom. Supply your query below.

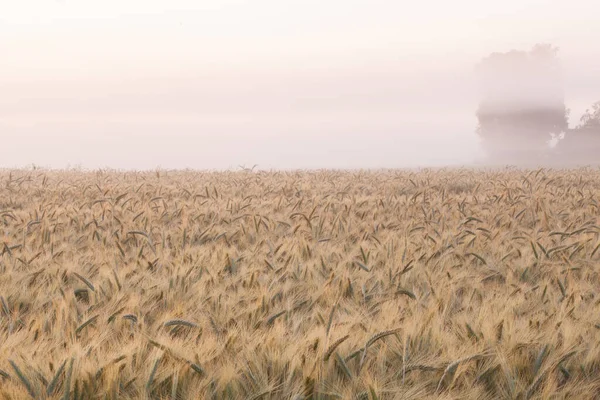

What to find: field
left=2, top=168, right=600, bottom=399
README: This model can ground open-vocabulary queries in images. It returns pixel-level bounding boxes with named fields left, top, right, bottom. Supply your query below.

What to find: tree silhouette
left=475, top=44, right=569, bottom=164
left=557, top=101, right=600, bottom=164
left=577, top=101, right=600, bottom=130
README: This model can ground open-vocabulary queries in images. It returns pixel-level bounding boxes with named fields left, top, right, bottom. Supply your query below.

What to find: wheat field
left=1, top=168, right=600, bottom=399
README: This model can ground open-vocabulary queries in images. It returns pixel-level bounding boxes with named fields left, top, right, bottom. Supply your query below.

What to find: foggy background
left=2, top=0, right=600, bottom=170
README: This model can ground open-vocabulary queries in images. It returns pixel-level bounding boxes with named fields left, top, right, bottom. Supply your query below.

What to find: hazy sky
left=2, top=0, right=600, bottom=169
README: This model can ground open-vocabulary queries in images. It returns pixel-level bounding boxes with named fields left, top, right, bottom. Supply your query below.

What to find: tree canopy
left=577, top=101, right=600, bottom=130
left=475, top=44, right=570, bottom=163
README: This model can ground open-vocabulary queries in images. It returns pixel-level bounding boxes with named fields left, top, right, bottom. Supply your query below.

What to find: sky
left=1, top=0, right=600, bottom=170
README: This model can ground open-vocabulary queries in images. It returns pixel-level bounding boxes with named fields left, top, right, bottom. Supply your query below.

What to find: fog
left=2, top=0, right=600, bottom=169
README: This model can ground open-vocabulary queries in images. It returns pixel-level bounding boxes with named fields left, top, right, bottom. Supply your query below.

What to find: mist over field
left=2, top=0, right=600, bottom=169
left=5, top=3, right=600, bottom=399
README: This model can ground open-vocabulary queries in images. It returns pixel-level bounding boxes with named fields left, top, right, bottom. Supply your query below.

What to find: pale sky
left=1, top=0, right=600, bottom=169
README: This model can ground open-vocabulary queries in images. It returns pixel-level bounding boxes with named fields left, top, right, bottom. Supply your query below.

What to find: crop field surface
left=1, top=168, right=600, bottom=399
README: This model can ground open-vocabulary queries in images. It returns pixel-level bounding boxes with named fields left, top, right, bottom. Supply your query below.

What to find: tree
left=475, top=44, right=569, bottom=164
left=555, top=101, right=600, bottom=165
left=577, top=101, right=600, bottom=130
